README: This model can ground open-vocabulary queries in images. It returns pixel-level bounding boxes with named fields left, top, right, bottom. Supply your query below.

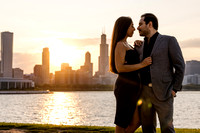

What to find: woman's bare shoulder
left=116, top=41, right=126, bottom=49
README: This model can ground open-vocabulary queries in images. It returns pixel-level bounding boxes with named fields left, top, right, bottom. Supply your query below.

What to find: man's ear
left=148, top=21, right=153, bottom=28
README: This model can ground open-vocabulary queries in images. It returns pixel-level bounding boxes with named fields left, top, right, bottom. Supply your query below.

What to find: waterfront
left=0, top=91, right=199, bottom=128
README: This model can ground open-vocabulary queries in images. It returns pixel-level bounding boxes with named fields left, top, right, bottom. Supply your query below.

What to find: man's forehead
left=139, top=17, right=145, bottom=23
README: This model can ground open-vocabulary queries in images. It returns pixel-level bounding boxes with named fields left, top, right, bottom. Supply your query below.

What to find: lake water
left=0, top=91, right=199, bottom=128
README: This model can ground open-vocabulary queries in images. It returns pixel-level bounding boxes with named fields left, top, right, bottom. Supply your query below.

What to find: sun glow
left=44, top=38, right=84, bottom=72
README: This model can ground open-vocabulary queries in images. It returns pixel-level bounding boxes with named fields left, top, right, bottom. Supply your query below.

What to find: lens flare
left=148, top=103, right=152, bottom=108
left=137, top=99, right=143, bottom=106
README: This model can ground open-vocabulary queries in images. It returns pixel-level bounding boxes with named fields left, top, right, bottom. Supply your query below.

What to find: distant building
left=34, top=65, right=43, bottom=85
left=33, top=47, right=50, bottom=86
left=76, top=68, right=90, bottom=84
left=49, top=73, right=54, bottom=84
left=61, top=63, right=75, bottom=85
left=185, top=60, right=200, bottom=75
left=42, top=47, right=50, bottom=84
left=98, top=33, right=109, bottom=76
left=61, top=63, right=70, bottom=71
left=0, top=78, right=34, bottom=89
left=55, top=63, right=76, bottom=86
left=183, top=74, right=200, bottom=85
left=55, top=52, right=94, bottom=86
left=1, top=31, right=13, bottom=78
left=12, top=68, right=23, bottom=79
left=23, top=73, right=34, bottom=81
left=84, top=52, right=93, bottom=77
left=55, top=71, right=66, bottom=85
left=0, top=31, right=34, bottom=90
left=76, top=52, right=93, bottom=84
left=94, top=33, right=117, bottom=85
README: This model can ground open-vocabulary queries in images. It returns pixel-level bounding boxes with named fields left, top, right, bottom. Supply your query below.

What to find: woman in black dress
left=110, top=16, right=152, bottom=133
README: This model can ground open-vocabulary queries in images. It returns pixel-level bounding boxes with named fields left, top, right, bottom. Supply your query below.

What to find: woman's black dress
left=114, top=48, right=141, bottom=128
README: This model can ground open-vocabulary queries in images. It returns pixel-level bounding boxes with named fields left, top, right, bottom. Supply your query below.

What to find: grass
left=0, top=123, right=199, bottom=133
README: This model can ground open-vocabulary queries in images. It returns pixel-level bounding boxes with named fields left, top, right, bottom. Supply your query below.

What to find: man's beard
left=139, top=29, right=149, bottom=37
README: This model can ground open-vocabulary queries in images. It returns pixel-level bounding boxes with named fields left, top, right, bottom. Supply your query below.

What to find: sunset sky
left=0, top=0, right=200, bottom=74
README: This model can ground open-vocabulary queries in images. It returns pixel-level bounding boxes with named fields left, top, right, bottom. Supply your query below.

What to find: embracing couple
left=110, top=13, right=185, bottom=133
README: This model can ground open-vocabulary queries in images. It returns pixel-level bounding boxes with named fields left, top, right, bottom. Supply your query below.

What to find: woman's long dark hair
left=109, top=16, right=132, bottom=74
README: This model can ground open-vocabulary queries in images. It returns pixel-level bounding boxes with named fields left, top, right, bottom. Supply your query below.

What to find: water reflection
left=0, top=91, right=198, bottom=128
left=40, top=92, right=79, bottom=125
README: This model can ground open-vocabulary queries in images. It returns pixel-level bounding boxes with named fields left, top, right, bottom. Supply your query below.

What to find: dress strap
left=122, top=42, right=134, bottom=50
left=128, top=44, right=134, bottom=49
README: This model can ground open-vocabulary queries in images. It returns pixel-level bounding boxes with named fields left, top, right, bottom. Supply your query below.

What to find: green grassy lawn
left=0, top=123, right=199, bottom=133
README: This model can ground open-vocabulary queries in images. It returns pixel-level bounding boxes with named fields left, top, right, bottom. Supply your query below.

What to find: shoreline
left=0, top=123, right=199, bottom=133
left=0, top=90, right=51, bottom=94
left=0, top=84, right=199, bottom=92
left=0, top=89, right=200, bottom=93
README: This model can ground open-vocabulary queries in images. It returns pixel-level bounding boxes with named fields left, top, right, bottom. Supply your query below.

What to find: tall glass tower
left=85, top=51, right=93, bottom=77
left=98, top=33, right=109, bottom=75
left=1, top=31, right=13, bottom=78
left=42, top=47, right=50, bottom=84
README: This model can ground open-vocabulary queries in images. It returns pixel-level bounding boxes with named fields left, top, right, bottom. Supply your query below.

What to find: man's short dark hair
left=141, top=13, right=158, bottom=30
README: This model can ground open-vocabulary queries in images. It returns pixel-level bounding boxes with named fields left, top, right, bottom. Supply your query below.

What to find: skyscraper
left=0, top=31, right=33, bottom=89
left=55, top=63, right=75, bottom=85
left=1, top=31, right=13, bottom=78
left=61, top=63, right=70, bottom=71
left=98, top=33, right=109, bottom=75
left=84, top=51, right=93, bottom=77
left=34, top=65, right=43, bottom=85
left=42, top=47, right=50, bottom=84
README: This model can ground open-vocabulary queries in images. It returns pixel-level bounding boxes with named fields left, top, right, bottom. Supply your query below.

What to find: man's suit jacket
left=136, top=34, right=185, bottom=101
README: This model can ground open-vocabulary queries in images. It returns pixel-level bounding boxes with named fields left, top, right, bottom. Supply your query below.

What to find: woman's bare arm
left=115, top=42, right=152, bottom=73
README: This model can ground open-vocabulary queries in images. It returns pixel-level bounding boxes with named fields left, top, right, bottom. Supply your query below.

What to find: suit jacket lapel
left=150, top=34, right=162, bottom=56
left=135, top=42, right=144, bottom=61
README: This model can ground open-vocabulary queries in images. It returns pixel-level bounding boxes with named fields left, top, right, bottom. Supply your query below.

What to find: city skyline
left=33, top=33, right=113, bottom=86
left=0, top=0, right=200, bottom=74
left=7, top=30, right=200, bottom=75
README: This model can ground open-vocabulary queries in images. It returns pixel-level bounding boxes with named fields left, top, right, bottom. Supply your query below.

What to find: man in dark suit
left=136, top=13, right=185, bottom=133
